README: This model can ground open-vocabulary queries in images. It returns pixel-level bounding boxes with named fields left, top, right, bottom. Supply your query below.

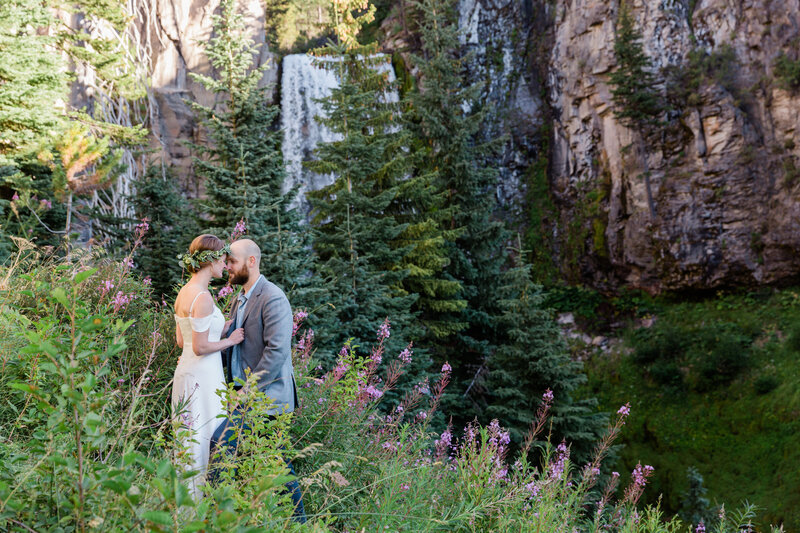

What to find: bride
left=172, top=234, right=244, bottom=499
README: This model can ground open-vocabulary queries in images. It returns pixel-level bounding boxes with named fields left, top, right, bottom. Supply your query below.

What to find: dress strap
left=188, top=291, right=209, bottom=315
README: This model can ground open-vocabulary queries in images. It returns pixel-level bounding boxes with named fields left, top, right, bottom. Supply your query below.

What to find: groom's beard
left=229, top=265, right=250, bottom=286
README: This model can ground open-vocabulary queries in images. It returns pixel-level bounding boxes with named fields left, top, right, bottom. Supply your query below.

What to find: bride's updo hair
left=186, top=234, right=226, bottom=274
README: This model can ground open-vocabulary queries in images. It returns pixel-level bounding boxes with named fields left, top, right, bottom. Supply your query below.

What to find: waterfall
left=280, top=53, right=398, bottom=212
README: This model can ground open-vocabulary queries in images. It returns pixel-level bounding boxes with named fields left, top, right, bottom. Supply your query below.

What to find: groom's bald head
left=227, top=239, right=261, bottom=286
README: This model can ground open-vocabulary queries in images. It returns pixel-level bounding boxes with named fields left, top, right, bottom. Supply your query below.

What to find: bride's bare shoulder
left=174, top=284, right=210, bottom=317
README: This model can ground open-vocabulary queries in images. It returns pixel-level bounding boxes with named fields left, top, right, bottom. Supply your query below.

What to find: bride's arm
left=190, top=293, right=244, bottom=355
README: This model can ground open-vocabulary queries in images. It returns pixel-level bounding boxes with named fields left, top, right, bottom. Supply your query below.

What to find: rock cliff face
left=135, top=0, right=800, bottom=291
left=544, top=0, right=800, bottom=291
left=142, top=0, right=277, bottom=187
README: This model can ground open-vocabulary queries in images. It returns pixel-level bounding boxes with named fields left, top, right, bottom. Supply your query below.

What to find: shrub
left=774, top=51, right=800, bottom=92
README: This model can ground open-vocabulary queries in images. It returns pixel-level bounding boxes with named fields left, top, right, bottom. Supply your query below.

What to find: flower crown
left=177, top=244, right=231, bottom=270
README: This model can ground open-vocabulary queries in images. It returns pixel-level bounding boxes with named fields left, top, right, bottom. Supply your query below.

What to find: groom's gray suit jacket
left=223, top=277, right=298, bottom=415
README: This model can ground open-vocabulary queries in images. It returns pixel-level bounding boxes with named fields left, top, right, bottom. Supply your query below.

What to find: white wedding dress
left=172, top=291, right=226, bottom=500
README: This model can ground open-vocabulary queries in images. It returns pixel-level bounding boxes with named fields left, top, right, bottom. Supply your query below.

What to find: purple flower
left=123, top=257, right=134, bottom=269
left=11, top=192, right=19, bottom=201
left=415, top=411, right=428, bottom=421
left=364, top=385, right=383, bottom=401
left=398, top=343, right=413, bottom=364
left=111, top=291, right=132, bottom=312
left=400, top=483, right=410, bottom=492
left=441, top=362, right=452, bottom=374
left=618, top=402, right=631, bottom=422
left=231, top=219, right=247, bottom=240
left=100, top=280, right=114, bottom=294
left=143, top=276, right=152, bottom=286
left=543, top=389, right=554, bottom=403
left=695, top=522, right=706, bottom=533
left=377, top=318, right=391, bottom=341
left=117, top=378, right=124, bottom=384
left=217, top=285, right=233, bottom=299
left=39, top=199, right=52, bottom=210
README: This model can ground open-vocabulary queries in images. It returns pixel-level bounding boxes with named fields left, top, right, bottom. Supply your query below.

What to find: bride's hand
left=224, top=319, right=234, bottom=331
left=229, top=328, right=245, bottom=345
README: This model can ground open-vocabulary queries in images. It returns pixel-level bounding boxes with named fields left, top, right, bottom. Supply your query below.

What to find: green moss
left=583, top=288, right=800, bottom=529
left=774, top=51, right=800, bottom=92
left=391, top=52, right=414, bottom=97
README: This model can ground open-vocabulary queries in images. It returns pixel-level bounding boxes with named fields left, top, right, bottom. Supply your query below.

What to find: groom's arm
left=253, top=291, right=292, bottom=390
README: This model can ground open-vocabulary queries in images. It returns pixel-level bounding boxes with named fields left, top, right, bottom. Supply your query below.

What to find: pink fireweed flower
left=143, top=276, right=152, bottom=286
left=123, top=257, right=134, bottom=269
left=363, top=385, right=383, bottom=401
left=543, top=389, right=554, bottom=404
left=11, top=192, right=19, bottom=202
left=695, top=522, right=706, bottom=533
left=217, top=285, right=233, bottom=300
left=100, top=280, right=114, bottom=295
left=400, top=483, right=410, bottom=492
left=415, top=411, right=428, bottom=422
left=377, top=318, right=391, bottom=341
left=231, top=218, right=247, bottom=240
left=292, top=309, right=308, bottom=336
left=398, top=343, right=413, bottom=364
left=111, top=291, right=132, bottom=312
left=39, top=199, right=52, bottom=209
left=441, top=362, right=452, bottom=374
left=434, top=429, right=452, bottom=459
left=548, top=441, right=570, bottom=480
left=618, top=403, right=631, bottom=417
left=134, top=218, right=150, bottom=244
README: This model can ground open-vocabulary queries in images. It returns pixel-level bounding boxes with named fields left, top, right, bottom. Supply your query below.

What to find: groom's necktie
left=231, top=293, right=248, bottom=383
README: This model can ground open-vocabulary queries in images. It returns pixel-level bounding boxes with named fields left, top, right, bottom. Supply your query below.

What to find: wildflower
left=400, top=483, right=410, bottom=492
left=231, top=218, right=247, bottom=240
left=364, top=385, right=383, bottom=401
left=548, top=441, right=570, bottom=480
left=217, top=285, right=233, bottom=299
left=123, top=257, right=135, bottom=269
left=543, top=389, right=554, bottom=403
left=696, top=522, right=706, bottom=533
left=618, top=402, right=631, bottom=417
left=39, top=199, right=52, bottom=210
left=11, top=192, right=19, bottom=201
left=398, top=343, right=413, bottom=364
left=441, top=362, right=452, bottom=374
left=415, top=411, right=428, bottom=421
left=111, top=291, right=132, bottom=312
left=377, top=318, right=391, bottom=341
left=161, top=298, right=167, bottom=307
left=134, top=218, right=150, bottom=242
left=100, top=280, right=114, bottom=295
left=117, top=378, right=124, bottom=384
left=395, top=405, right=404, bottom=413
left=143, top=276, right=152, bottom=286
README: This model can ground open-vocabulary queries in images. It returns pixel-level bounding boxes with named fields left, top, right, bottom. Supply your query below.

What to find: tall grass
left=0, top=237, right=773, bottom=532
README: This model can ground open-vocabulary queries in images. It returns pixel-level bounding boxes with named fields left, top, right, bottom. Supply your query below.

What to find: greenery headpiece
left=177, top=244, right=231, bottom=270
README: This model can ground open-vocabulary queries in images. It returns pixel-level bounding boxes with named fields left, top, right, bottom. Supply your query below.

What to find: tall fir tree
left=406, top=0, right=508, bottom=420
left=305, top=41, right=421, bottom=363
left=191, top=0, right=311, bottom=304
left=132, top=166, right=198, bottom=300
left=485, top=250, right=605, bottom=463
left=609, top=1, right=664, bottom=218
left=305, top=0, right=455, bottom=389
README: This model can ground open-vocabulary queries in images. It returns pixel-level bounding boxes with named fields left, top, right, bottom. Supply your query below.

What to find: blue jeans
left=208, top=406, right=307, bottom=524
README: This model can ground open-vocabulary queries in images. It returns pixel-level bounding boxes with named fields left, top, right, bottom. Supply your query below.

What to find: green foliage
left=0, top=0, right=69, bottom=163
left=679, top=467, right=713, bottom=526
left=405, top=0, right=508, bottom=422
left=304, top=44, right=422, bottom=366
left=485, top=257, right=606, bottom=462
left=584, top=287, right=800, bottom=529
left=666, top=45, right=742, bottom=108
left=774, top=51, right=800, bottom=92
left=192, top=0, right=312, bottom=306
left=609, top=3, right=664, bottom=127
left=131, top=166, right=199, bottom=299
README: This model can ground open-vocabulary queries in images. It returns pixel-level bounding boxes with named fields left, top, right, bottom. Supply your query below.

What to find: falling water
left=280, top=53, right=398, bottom=212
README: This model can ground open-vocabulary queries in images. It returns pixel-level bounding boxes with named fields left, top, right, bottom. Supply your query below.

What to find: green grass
left=583, top=287, right=800, bottom=530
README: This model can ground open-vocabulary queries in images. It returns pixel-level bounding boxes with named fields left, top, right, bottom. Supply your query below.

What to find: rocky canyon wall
left=125, top=0, right=800, bottom=292
left=545, top=0, right=800, bottom=291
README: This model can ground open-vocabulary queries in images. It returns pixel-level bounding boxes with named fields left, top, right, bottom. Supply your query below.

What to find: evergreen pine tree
left=191, top=0, right=311, bottom=303
left=305, top=0, right=455, bottom=387
left=485, top=251, right=605, bottom=463
left=305, top=41, right=421, bottom=362
left=609, top=3, right=663, bottom=127
left=406, top=0, right=508, bottom=420
left=132, top=166, right=198, bottom=300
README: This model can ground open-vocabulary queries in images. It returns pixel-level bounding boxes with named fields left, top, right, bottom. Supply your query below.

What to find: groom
left=209, top=238, right=305, bottom=521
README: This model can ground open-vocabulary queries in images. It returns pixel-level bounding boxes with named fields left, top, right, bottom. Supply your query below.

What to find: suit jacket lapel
left=240, top=278, right=265, bottom=328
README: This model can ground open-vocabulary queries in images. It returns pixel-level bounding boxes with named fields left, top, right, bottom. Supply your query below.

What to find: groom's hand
left=224, top=319, right=234, bottom=331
